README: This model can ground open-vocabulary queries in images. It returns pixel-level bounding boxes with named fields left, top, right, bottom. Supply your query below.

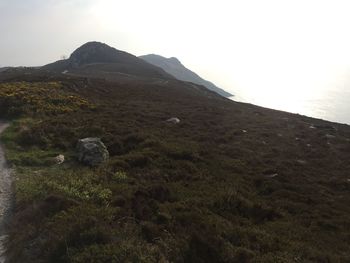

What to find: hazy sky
left=2, top=0, right=350, bottom=120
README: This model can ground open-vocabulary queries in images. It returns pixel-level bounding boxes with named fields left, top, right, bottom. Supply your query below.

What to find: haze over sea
left=230, top=73, right=350, bottom=125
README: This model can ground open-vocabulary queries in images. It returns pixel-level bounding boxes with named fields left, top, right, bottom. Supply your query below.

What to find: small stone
left=166, top=117, right=180, bottom=124
left=54, top=154, right=65, bottom=164
left=242, top=130, right=247, bottom=133
left=266, top=173, right=278, bottom=178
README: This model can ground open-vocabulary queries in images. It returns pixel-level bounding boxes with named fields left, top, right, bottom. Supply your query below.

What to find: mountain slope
left=140, top=54, right=232, bottom=97
left=42, top=42, right=174, bottom=80
left=1, top=73, right=350, bottom=262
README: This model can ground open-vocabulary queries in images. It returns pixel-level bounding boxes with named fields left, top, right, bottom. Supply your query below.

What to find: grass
left=1, top=76, right=350, bottom=262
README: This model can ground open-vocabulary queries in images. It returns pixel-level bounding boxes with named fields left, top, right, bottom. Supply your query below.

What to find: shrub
left=0, top=82, right=94, bottom=118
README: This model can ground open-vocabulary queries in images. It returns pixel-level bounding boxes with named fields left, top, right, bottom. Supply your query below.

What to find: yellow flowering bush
left=0, top=81, right=95, bottom=117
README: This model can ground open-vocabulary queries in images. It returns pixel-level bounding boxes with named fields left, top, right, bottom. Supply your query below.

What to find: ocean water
left=231, top=85, right=350, bottom=125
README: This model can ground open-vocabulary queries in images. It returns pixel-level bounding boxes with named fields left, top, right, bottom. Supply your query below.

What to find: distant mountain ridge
left=140, top=54, right=232, bottom=97
left=42, top=42, right=174, bottom=80
left=39, top=42, right=231, bottom=97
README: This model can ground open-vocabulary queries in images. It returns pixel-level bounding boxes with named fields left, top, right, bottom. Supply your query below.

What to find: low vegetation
left=0, top=82, right=94, bottom=118
left=1, top=76, right=350, bottom=262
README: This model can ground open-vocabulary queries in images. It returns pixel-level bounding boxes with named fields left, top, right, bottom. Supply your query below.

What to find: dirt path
left=0, top=122, right=11, bottom=262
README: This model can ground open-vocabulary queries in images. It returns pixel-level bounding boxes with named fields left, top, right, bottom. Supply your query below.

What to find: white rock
left=166, top=117, right=180, bottom=124
left=266, top=173, right=278, bottom=178
left=55, top=154, right=65, bottom=164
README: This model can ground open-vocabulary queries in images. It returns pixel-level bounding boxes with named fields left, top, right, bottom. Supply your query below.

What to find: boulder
left=77, top=137, right=109, bottom=166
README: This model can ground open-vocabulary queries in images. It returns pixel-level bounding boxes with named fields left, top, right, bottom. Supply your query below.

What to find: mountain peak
left=140, top=54, right=233, bottom=97
left=42, top=42, right=174, bottom=79
left=168, top=57, right=181, bottom=64
left=69, top=41, right=124, bottom=66
left=74, top=41, right=108, bottom=48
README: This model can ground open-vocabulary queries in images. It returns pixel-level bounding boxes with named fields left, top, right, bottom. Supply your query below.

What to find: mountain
left=0, top=67, right=9, bottom=73
left=42, top=42, right=174, bottom=80
left=140, top=54, right=232, bottom=97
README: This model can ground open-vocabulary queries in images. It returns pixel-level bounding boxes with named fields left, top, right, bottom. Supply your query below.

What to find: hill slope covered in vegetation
left=0, top=62, right=350, bottom=262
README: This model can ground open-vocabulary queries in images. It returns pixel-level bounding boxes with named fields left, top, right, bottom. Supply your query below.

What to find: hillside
left=140, top=54, right=232, bottom=97
left=42, top=42, right=174, bottom=80
left=0, top=53, right=350, bottom=262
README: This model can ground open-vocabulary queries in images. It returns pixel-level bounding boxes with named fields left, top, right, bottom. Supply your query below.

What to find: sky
left=1, top=0, right=350, bottom=122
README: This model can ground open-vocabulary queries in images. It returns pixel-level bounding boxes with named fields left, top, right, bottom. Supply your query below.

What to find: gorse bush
left=0, top=82, right=94, bottom=117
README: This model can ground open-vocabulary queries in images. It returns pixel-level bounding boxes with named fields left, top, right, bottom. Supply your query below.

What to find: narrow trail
left=0, top=122, right=12, bottom=262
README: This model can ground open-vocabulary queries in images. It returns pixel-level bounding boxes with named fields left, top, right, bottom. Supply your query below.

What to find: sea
left=230, top=85, right=350, bottom=125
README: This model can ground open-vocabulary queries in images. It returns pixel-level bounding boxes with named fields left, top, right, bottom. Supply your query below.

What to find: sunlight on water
left=230, top=67, right=350, bottom=125
left=231, top=88, right=350, bottom=125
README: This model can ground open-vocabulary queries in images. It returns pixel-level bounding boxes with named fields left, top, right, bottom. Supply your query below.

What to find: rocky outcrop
left=76, top=138, right=109, bottom=166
